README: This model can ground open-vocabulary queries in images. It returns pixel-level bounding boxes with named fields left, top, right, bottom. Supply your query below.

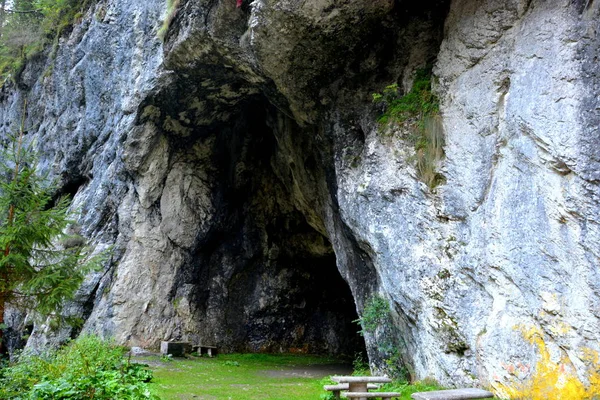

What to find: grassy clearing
left=147, top=353, right=347, bottom=400
left=146, top=353, right=451, bottom=400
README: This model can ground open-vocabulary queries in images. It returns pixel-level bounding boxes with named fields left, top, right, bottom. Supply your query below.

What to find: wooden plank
left=410, top=388, right=494, bottom=400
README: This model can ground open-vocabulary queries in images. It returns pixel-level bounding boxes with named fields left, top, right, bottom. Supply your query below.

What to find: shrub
left=0, top=335, right=158, bottom=399
left=354, top=295, right=412, bottom=381
left=355, top=295, right=390, bottom=335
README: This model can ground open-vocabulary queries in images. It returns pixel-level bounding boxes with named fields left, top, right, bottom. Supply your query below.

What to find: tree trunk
left=0, top=291, right=5, bottom=356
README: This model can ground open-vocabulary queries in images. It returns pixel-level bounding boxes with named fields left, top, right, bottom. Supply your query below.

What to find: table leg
left=349, top=382, right=368, bottom=400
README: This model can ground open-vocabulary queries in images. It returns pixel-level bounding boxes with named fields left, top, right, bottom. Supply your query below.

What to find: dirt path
left=261, top=363, right=352, bottom=379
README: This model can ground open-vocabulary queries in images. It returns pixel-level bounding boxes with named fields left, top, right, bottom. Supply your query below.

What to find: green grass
left=146, top=353, right=451, bottom=400
left=147, top=353, right=346, bottom=399
left=376, top=378, right=444, bottom=400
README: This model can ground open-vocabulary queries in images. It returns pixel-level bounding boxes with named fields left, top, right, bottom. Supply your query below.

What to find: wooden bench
left=344, top=392, right=401, bottom=399
left=411, top=388, right=494, bottom=400
left=324, top=384, right=378, bottom=399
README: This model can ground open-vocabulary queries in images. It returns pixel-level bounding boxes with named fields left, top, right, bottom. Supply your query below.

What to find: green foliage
left=319, top=377, right=336, bottom=400
left=373, top=67, right=446, bottom=189
left=378, top=342, right=409, bottom=381
left=0, top=335, right=158, bottom=399
left=0, top=133, right=103, bottom=325
left=160, top=354, right=173, bottom=362
left=0, top=0, right=90, bottom=83
left=157, top=0, right=181, bottom=41
left=374, top=69, right=439, bottom=123
left=376, top=378, right=444, bottom=400
left=223, top=360, right=240, bottom=367
left=352, top=352, right=370, bottom=376
left=355, top=295, right=390, bottom=335
left=354, top=296, right=412, bottom=380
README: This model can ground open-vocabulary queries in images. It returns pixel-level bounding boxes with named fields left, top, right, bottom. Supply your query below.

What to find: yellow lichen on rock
left=497, top=326, right=600, bottom=399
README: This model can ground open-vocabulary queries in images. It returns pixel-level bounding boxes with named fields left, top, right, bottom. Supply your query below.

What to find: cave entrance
left=187, top=99, right=366, bottom=358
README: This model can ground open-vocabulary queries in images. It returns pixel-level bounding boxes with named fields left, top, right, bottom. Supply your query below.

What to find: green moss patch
left=374, top=67, right=445, bottom=189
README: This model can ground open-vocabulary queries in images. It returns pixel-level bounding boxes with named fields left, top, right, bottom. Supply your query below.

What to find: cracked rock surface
left=1, top=0, right=599, bottom=390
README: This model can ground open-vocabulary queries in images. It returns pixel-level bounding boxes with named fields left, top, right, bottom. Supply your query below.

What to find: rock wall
left=2, top=0, right=600, bottom=392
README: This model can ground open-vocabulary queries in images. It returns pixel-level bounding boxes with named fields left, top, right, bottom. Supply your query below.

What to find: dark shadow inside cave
left=171, top=97, right=366, bottom=358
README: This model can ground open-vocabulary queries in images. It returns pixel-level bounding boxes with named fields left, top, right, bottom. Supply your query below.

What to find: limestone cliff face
left=2, top=0, right=600, bottom=391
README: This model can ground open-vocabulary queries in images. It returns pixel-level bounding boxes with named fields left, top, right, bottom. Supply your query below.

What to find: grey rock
left=130, top=346, right=151, bottom=356
left=0, top=0, right=598, bottom=394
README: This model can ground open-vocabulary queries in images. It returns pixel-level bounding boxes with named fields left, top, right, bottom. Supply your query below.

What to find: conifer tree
left=0, top=131, right=99, bottom=354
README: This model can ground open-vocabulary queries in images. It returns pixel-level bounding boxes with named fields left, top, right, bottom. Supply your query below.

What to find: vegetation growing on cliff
left=157, top=0, right=181, bottom=41
left=355, top=295, right=411, bottom=380
left=0, top=335, right=157, bottom=399
left=0, top=130, right=101, bottom=351
left=0, top=0, right=89, bottom=82
left=374, top=67, right=445, bottom=189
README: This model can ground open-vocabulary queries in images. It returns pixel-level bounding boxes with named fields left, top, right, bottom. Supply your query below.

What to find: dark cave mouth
left=180, top=98, right=367, bottom=358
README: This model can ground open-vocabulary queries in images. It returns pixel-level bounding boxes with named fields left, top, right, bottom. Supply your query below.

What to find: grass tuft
left=374, top=67, right=446, bottom=190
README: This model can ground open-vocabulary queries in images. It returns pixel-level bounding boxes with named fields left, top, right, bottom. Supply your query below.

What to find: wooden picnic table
left=331, top=376, right=393, bottom=400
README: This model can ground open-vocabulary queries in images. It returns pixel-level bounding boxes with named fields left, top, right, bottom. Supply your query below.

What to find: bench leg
left=207, top=348, right=213, bottom=357
left=333, top=390, right=340, bottom=400
left=349, top=383, right=368, bottom=400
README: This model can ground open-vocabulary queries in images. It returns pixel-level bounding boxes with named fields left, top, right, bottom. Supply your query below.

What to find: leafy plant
left=352, top=352, right=370, bottom=376
left=355, top=295, right=390, bottom=335
left=354, top=295, right=412, bottom=380
left=160, top=354, right=173, bottom=362
left=373, top=67, right=445, bottom=189
left=0, top=335, right=159, bottom=399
